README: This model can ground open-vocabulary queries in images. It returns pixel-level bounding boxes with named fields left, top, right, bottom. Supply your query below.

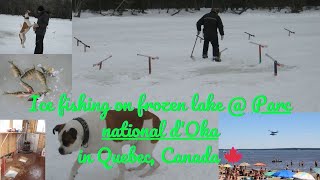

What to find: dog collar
left=73, top=117, right=89, bottom=148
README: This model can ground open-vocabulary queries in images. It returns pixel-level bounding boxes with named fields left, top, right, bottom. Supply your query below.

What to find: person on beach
left=286, top=164, right=289, bottom=170
left=316, top=161, right=318, bottom=167
left=33, top=5, right=49, bottom=54
left=291, top=160, right=293, bottom=166
left=196, top=5, right=224, bottom=61
left=302, top=161, right=304, bottom=167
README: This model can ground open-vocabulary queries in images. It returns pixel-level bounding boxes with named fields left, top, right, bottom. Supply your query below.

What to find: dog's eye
left=62, top=139, right=70, bottom=147
left=62, top=131, right=76, bottom=147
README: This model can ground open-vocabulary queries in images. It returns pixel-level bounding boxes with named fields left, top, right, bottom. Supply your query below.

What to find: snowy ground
left=0, top=14, right=72, bottom=54
left=0, top=54, right=72, bottom=119
left=47, top=9, right=320, bottom=180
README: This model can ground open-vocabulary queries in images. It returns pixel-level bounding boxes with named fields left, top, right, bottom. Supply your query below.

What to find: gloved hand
left=197, top=31, right=200, bottom=35
left=221, top=35, right=224, bottom=40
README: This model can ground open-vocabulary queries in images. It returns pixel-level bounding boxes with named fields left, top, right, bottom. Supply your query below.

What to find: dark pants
left=34, top=34, right=44, bottom=54
left=203, top=37, right=219, bottom=57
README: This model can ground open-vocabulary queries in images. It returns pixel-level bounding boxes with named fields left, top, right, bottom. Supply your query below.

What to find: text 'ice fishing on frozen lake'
left=28, top=92, right=293, bottom=117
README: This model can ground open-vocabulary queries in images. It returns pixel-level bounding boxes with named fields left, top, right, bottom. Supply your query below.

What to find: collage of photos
left=1, top=0, right=320, bottom=180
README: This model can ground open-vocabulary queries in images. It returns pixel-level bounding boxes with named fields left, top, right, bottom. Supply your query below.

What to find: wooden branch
left=74, top=37, right=90, bottom=52
left=93, top=55, right=112, bottom=70
left=171, top=9, right=181, bottom=16
left=245, top=32, right=255, bottom=40
left=137, top=54, right=159, bottom=60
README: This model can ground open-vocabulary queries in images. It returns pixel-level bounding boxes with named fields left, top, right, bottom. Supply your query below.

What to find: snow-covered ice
left=0, top=14, right=72, bottom=54
left=46, top=9, right=320, bottom=180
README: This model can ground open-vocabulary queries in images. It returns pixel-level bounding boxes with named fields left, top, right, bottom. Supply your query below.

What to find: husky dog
left=19, top=10, right=34, bottom=48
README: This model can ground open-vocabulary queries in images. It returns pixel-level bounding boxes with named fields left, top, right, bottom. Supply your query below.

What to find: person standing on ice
left=33, top=5, right=49, bottom=54
left=196, top=7, right=224, bottom=61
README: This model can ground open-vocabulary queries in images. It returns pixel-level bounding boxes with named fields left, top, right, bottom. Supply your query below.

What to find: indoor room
left=0, top=120, right=45, bottom=180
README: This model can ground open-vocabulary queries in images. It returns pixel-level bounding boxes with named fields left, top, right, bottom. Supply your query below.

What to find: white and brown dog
left=19, top=10, right=34, bottom=48
left=53, top=109, right=161, bottom=180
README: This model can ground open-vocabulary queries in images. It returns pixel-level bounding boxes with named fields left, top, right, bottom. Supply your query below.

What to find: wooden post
left=137, top=54, right=159, bottom=75
left=274, top=61, right=278, bottom=76
left=284, top=28, right=295, bottom=36
left=74, top=37, right=90, bottom=52
left=265, top=53, right=284, bottom=76
left=259, top=45, right=262, bottom=64
left=245, top=32, right=255, bottom=40
left=148, top=57, right=151, bottom=74
left=250, top=42, right=267, bottom=64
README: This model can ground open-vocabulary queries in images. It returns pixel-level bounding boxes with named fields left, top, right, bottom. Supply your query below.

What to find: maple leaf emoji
left=224, top=147, right=242, bottom=164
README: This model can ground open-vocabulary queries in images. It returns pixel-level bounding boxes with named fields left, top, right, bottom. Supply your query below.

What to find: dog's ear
left=68, top=128, right=78, bottom=140
left=53, top=124, right=65, bottom=135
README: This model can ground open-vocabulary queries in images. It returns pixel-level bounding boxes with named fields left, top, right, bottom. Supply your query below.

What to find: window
left=12, top=120, right=23, bottom=131
left=36, top=120, right=45, bottom=133
left=0, top=120, right=10, bottom=132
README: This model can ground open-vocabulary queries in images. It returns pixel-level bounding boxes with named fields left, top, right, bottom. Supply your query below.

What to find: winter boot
left=202, top=54, right=208, bottom=59
left=213, top=56, right=221, bottom=62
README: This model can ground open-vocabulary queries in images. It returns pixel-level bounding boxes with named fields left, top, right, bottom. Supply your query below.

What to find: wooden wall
left=0, top=120, right=46, bottom=157
left=37, top=134, right=46, bottom=152
left=22, top=120, right=37, bottom=133
left=0, top=133, right=21, bottom=157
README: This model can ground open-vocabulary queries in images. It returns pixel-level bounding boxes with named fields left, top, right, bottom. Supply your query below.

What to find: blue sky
left=219, top=113, right=320, bottom=149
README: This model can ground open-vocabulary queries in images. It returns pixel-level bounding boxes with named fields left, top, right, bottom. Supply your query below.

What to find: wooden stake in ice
left=265, top=53, right=284, bottom=66
left=74, top=37, right=91, bottom=52
left=265, top=53, right=285, bottom=76
left=250, top=41, right=268, bottom=64
left=245, top=32, right=255, bottom=40
left=93, top=55, right=112, bottom=70
left=284, top=28, right=295, bottom=36
left=137, top=54, right=159, bottom=74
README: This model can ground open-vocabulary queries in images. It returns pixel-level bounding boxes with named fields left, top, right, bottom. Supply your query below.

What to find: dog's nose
left=58, top=147, right=65, bottom=155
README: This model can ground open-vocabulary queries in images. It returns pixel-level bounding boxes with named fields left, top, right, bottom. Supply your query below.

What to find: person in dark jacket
left=34, top=5, right=49, bottom=54
left=196, top=8, right=224, bottom=61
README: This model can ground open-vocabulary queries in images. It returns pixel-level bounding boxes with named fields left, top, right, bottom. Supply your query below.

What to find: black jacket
left=197, top=11, right=224, bottom=40
left=36, top=11, right=49, bottom=36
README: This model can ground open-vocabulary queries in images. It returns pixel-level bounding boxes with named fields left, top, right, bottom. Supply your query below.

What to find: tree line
left=73, top=0, right=320, bottom=16
left=0, top=0, right=72, bottom=19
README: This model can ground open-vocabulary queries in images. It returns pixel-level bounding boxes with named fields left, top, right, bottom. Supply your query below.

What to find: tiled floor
left=2, top=152, right=45, bottom=180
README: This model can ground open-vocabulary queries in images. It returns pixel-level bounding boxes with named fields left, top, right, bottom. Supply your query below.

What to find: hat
left=211, top=0, right=222, bottom=12
left=211, top=7, right=220, bottom=13
left=37, top=6, right=45, bottom=12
